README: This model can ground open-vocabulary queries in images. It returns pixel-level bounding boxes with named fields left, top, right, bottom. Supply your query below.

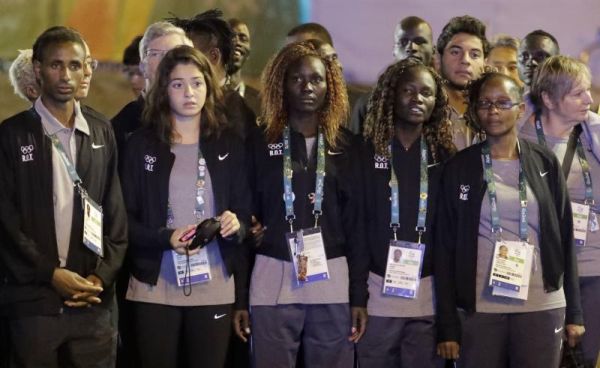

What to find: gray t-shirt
left=127, top=142, right=235, bottom=306
left=476, top=158, right=566, bottom=313
left=521, top=122, right=600, bottom=277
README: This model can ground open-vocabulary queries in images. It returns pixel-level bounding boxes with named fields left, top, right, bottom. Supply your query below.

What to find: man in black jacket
left=0, top=26, right=127, bottom=368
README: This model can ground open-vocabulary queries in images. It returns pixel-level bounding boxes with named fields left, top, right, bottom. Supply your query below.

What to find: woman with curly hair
left=356, top=59, right=454, bottom=368
left=245, top=40, right=368, bottom=367
left=435, top=72, right=583, bottom=368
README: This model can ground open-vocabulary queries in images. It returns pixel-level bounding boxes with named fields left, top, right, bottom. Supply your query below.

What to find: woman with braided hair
left=246, top=40, right=368, bottom=367
left=357, top=58, right=454, bottom=368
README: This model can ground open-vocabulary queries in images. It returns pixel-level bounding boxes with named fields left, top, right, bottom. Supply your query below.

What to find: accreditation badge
left=489, top=240, right=533, bottom=300
left=589, top=206, right=600, bottom=233
left=286, top=227, right=330, bottom=286
left=382, top=240, right=425, bottom=299
left=172, top=248, right=211, bottom=287
left=572, top=202, right=591, bottom=246
left=83, top=197, right=103, bottom=257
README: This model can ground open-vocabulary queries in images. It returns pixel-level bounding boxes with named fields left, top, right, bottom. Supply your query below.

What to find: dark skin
left=33, top=41, right=104, bottom=306
left=517, top=34, right=559, bottom=87
left=243, top=56, right=368, bottom=343
left=393, top=18, right=434, bottom=66
left=393, top=66, right=437, bottom=149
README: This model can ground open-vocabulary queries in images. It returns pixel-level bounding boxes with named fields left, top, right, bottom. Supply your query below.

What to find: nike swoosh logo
left=327, top=150, right=343, bottom=155
left=554, top=327, right=563, bottom=334
left=218, top=153, right=229, bottom=161
left=91, top=143, right=104, bottom=149
left=540, top=171, right=549, bottom=177
left=427, top=163, right=440, bottom=168
left=214, top=313, right=227, bottom=320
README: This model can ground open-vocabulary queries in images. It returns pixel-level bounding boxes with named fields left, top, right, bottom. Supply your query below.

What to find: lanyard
left=389, top=136, right=429, bottom=243
left=482, top=141, right=529, bottom=242
left=46, top=132, right=89, bottom=204
left=167, top=145, right=207, bottom=227
left=534, top=116, right=594, bottom=206
left=282, top=126, right=326, bottom=232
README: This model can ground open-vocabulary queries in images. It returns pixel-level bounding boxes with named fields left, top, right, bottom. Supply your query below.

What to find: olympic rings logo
left=20, top=145, right=34, bottom=154
left=144, top=155, right=157, bottom=164
left=374, top=154, right=388, bottom=163
left=268, top=143, right=284, bottom=150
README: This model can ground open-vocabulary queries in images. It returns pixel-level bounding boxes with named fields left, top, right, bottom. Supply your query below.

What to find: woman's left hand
left=565, top=324, right=585, bottom=347
left=218, top=210, right=240, bottom=238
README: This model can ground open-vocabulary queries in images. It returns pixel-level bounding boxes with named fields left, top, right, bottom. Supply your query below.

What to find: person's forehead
left=150, top=33, right=186, bottom=48
left=233, top=23, right=250, bottom=37
left=489, top=47, right=517, bottom=61
left=446, top=33, right=483, bottom=51
left=521, top=35, right=554, bottom=52
left=397, top=22, right=431, bottom=39
left=290, top=55, right=325, bottom=73
left=44, top=41, right=85, bottom=60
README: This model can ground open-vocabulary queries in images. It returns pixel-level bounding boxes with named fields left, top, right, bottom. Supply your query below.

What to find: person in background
left=227, top=18, right=260, bottom=116
left=436, top=15, right=489, bottom=150
left=246, top=40, right=368, bottom=367
left=357, top=58, right=454, bottom=368
left=8, top=49, right=40, bottom=102
left=122, top=35, right=144, bottom=98
left=517, top=30, right=560, bottom=91
left=350, top=16, right=435, bottom=135
left=519, top=55, right=599, bottom=367
left=435, top=72, right=584, bottom=368
left=486, top=34, right=524, bottom=88
left=169, top=9, right=257, bottom=142
left=112, top=22, right=192, bottom=160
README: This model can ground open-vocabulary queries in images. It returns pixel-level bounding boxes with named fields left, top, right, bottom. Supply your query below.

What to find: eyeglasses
left=85, top=59, right=99, bottom=71
left=145, top=49, right=169, bottom=59
left=476, top=100, right=520, bottom=110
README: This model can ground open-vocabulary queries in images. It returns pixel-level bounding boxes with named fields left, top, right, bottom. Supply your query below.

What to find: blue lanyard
left=534, top=116, right=594, bottom=206
left=46, top=132, right=89, bottom=204
left=481, top=141, right=529, bottom=242
left=167, top=145, right=207, bottom=227
left=282, top=126, right=326, bottom=232
left=389, top=136, right=429, bottom=243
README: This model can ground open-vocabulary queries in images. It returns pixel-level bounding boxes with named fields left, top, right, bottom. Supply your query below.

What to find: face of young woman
left=551, top=75, right=593, bottom=124
left=393, top=66, right=437, bottom=127
left=167, top=63, right=207, bottom=120
left=476, top=76, right=523, bottom=138
left=284, top=55, right=328, bottom=116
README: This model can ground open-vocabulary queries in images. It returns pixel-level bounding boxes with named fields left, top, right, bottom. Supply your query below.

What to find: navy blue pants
left=251, top=304, right=354, bottom=368
left=357, top=315, right=444, bottom=368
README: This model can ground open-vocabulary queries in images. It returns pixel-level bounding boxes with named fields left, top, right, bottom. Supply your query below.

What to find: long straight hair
left=143, top=45, right=226, bottom=144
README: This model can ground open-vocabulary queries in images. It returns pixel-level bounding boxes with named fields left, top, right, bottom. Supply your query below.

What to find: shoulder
left=520, top=138, right=556, bottom=166
left=444, top=143, right=482, bottom=169
left=0, top=109, right=38, bottom=131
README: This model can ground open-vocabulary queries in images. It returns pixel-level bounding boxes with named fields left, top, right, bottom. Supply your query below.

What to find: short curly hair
left=260, top=40, right=348, bottom=149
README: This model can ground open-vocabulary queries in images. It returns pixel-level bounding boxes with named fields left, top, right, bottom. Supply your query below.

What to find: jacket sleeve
left=93, top=126, right=128, bottom=288
left=343, top=137, right=369, bottom=308
left=551, top=154, right=583, bottom=325
left=228, top=135, right=253, bottom=310
left=0, top=125, right=56, bottom=285
left=120, top=136, right=174, bottom=252
left=433, top=161, right=462, bottom=343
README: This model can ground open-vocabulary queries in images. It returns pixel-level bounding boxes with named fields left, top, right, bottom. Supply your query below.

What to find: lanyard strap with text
left=167, top=145, right=207, bottom=227
left=535, top=117, right=594, bottom=206
left=389, top=136, right=429, bottom=243
left=482, top=141, right=529, bottom=242
left=282, top=126, right=325, bottom=232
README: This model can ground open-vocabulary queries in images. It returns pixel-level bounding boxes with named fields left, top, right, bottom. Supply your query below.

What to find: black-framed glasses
left=476, top=100, right=520, bottom=110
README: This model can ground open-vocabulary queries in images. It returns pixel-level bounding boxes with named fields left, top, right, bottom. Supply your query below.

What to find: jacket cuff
left=38, top=262, right=57, bottom=284
left=565, top=311, right=584, bottom=326
left=349, top=289, right=368, bottom=308
left=158, top=228, right=175, bottom=250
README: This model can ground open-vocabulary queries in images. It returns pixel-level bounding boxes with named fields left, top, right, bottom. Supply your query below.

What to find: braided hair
left=363, top=59, right=455, bottom=162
